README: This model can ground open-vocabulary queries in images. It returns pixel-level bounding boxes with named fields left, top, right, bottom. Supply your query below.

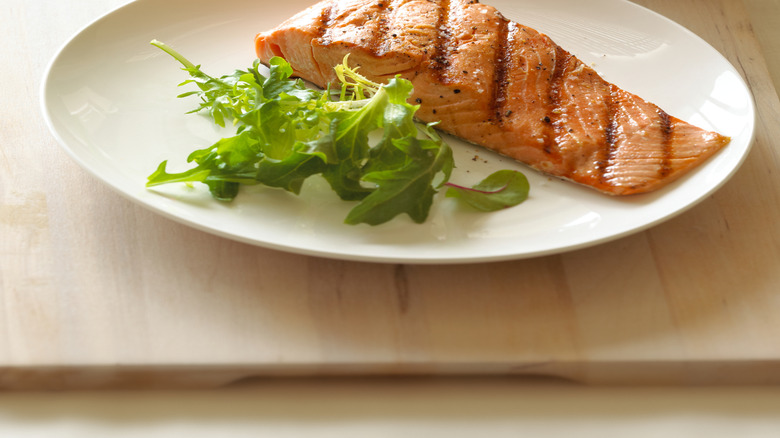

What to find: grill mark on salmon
left=544, top=45, right=570, bottom=157
left=657, top=108, right=673, bottom=177
left=490, top=18, right=511, bottom=124
left=376, top=0, right=397, bottom=56
left=363, top=1, right=390, bottom=56
left=600, top=87, right=619, bottom=183
left=255, top=0, right=731, bottom=195
left=314, top=1, right=336, bottom=41
left=430, top=0, right=454, bottom=82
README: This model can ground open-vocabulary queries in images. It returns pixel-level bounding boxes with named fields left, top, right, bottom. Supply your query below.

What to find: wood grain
left=1, top=0, right=779, bottom=389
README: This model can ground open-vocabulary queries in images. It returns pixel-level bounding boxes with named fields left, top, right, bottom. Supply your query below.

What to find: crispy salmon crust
left=255, top=0, right=731, bottom=195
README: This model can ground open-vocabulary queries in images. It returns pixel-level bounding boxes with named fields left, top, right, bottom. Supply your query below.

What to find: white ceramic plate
left=41, top=0, right=754, bottom=264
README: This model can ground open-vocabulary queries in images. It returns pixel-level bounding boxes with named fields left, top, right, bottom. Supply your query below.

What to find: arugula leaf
left=152, top=41, right=256, bottom=128
left=254, top=139, right=330, bottom=194
left=445, top=170, right=530, bottom=212
left=346, top=128, right=453, bottom=225
left=262, top=57, right=300, bottom=99
left=322, top=88, right=388, bottom=201
left=147, top=160, right=211, bottom=186
left=148, top=130, right=263, bottom=200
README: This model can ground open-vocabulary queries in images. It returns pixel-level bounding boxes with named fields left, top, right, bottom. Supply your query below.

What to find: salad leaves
left=147, top=40, right=528, bottom=225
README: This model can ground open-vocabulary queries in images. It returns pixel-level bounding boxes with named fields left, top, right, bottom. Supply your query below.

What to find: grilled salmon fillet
left=255, top=0, right=731, bottom=195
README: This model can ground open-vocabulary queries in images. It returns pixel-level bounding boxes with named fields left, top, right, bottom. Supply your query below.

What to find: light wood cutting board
left=1, top=0, right=780, bottom=389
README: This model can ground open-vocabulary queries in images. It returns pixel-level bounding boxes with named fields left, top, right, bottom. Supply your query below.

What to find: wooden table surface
left=2, top=0, right=779, bottom=390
